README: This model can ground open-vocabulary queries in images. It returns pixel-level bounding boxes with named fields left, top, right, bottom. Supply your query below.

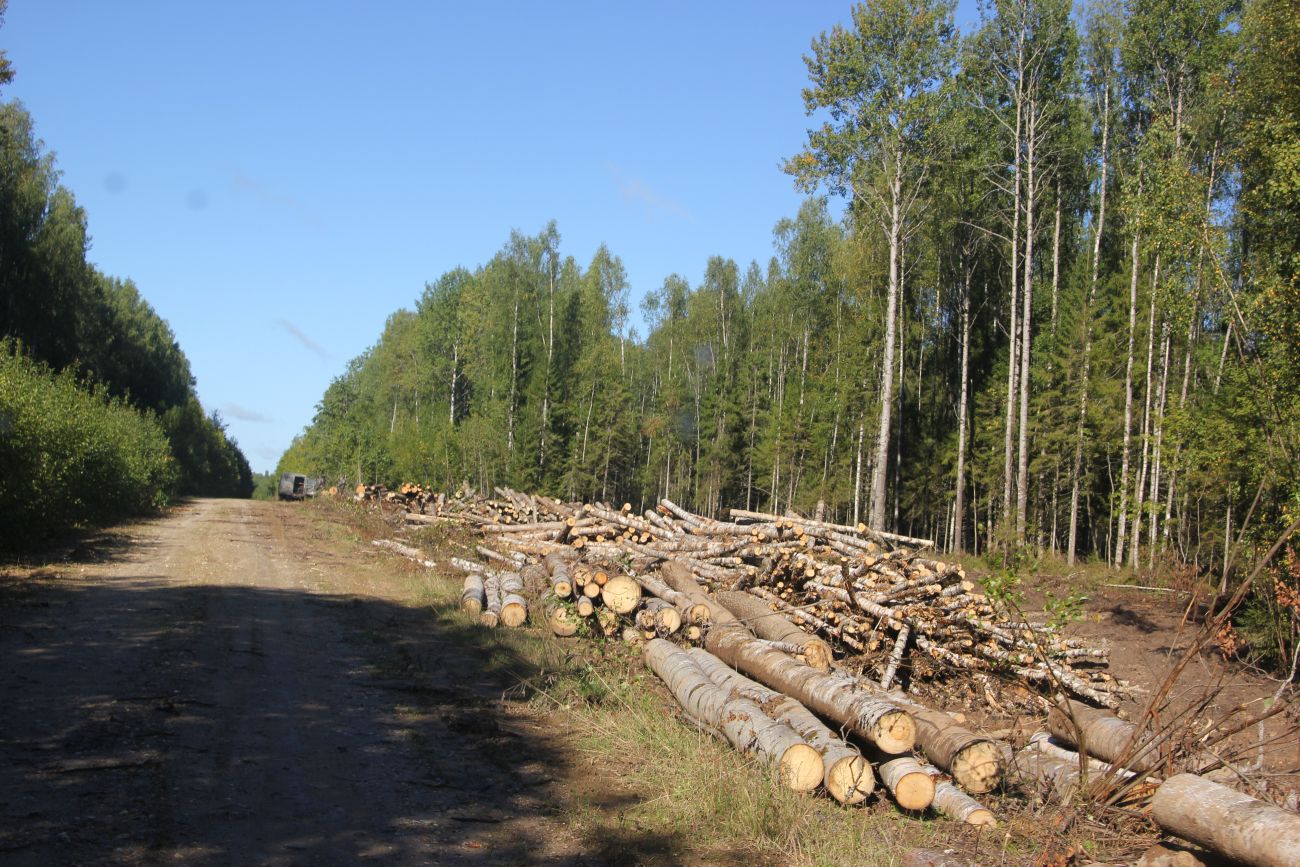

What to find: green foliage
left=1043, top=588, right=1088, bottom=630
left=0, top=342, right=176, bottom=548
left=250, top=472, right=279, bottom=501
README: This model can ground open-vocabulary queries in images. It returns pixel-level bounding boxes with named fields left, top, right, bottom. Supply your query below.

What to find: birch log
left=1151, top=773, right=1300, bottom=867
left=879, top=756, right=936, bottom=811
left=544, top=595, right=579, bottom=637
left=600, top=573, right=642, bottom=614
left=499, top=572, right=528, bottom=628
left=460, top=573, right=486, bottom=615
left=704, top=624, right=915, bottom=754
left=687, top=648, right=874, bottom=804
left=643, top=639, right=823, bottom=792
left=930, top=776, right=996, bottom=826
left=481, top=576, right=502, bottom=628
left=883, top=693, right=1002, bottom=794
left=716, top=590, right=833, bottom=671
left=1048, top=698, right=1162, bottom=773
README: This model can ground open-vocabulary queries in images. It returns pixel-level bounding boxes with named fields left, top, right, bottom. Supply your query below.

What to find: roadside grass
left=300, top=497, right=1081, bottom=865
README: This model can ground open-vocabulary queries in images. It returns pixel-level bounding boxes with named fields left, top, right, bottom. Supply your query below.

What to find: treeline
left=282, top=0, right=1296, bottom=586
left=0, top=21, right=252, bottom=545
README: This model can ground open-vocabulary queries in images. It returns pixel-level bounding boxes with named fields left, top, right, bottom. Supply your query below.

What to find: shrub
left=0, top=342, right=176, bottom=548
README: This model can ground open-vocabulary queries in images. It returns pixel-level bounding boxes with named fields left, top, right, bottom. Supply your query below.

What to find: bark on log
left=481, top=575, right=502, bottom=628
left=643, top=639, right=823, bottom=792
left=460, top=573, right=486, bottom=616
left=520, top=562, right=550, bottom=599
left=1150, top=773, right=1300, bottom=867
left=499, top=572, right=528, bottom=628
left=929, top=776, right=996, bottom=826
left=704, top=625, right=915, bottom=755
left=1048, top=698, right=1162, bottom=774
left=641, top=598, right=682, bottom=635
left=686, top=648, right=875, bottom=804
left=659, top=561, right=741, bottom=626
left=716, top=590, right=833, bottom=671
left=882, top=693, right=1002, bottom=794
left=372, top=539, right=436, bottom=568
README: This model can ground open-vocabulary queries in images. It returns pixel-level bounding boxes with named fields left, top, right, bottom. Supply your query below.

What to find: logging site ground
left=1, top=498, right=1293, bottom=866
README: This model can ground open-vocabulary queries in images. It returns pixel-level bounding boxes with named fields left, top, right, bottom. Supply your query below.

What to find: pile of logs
left=399, top=488, right=1123, bottom=709
left=361, top=486, right=1300, bottom=864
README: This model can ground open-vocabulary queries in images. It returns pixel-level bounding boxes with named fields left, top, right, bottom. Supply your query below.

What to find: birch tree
left=786, top=0, right=956, bottom=531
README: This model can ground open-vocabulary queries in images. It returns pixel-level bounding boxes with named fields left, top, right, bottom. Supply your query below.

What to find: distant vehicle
left=277, top=472, right=323, bottom=500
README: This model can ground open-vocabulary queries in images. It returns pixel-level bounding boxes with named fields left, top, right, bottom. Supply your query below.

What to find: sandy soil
left=0, top=499, right=608, bottom=865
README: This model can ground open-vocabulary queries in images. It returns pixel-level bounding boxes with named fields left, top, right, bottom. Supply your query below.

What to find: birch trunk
left=1115, top=230, right=1140, bottom=566
left=1015, top=104, right=1037, bottom=543
left=953, top=268, right=972, bottom=554
left=869, top=148, right=904, bottom=531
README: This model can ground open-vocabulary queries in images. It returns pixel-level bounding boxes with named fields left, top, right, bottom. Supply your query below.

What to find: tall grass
left=0, top=342, right=176, bottom=548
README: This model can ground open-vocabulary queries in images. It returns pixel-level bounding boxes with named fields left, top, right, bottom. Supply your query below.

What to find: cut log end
left=600, top=574, right=642, bottom=615
left=500, top=601, right=528, bottom=628
left=778, top=742, right=825, bottom=794
left=950, top=741, right=1003, bottom=794
left=880, top=758, right=936, bottom=811
left=874, top=709, right=918, bottom=755
left=826, top=754, right=874, bottom=805
left=961, top=808, right=996, bottom=827
left=546, top=604, right=579, bottom=637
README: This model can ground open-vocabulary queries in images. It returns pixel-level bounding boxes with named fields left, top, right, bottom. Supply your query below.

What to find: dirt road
left=0, top=499, right=598, bottom=865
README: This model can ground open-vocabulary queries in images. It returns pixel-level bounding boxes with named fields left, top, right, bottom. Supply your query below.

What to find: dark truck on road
left=277, top=472, right=323, bottom=500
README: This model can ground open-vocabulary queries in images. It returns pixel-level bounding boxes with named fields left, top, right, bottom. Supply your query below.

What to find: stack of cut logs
left=399, top=488, right=1124, bottom=709
left=364, top=487, right=1300, bottom=865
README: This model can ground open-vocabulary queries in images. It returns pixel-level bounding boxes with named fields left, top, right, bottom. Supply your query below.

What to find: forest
left=281, top=0, right=1295, bottom=596
left=0, top=6, right=253, bottom=545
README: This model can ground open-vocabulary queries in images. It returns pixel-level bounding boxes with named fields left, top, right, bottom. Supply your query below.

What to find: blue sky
left=5, top=1, right=980, bottom=472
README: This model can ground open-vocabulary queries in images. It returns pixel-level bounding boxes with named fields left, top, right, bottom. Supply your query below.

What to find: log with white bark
left=686, top=648, right=874, bottom=804
left=641, top=598, right=682, bottom=635
left=498, top=572, right=528, bottom=628
left=1000, top=742, right=1084, bottom=803
left=460, top=573, right=486, bottom=616
left=643, top=639, right=823, bottom=792
left=637, top=569, right=712, bottom=625
left=544, top=551, right=574, bottom=598
left=1151, top=773, right=1300, bottom=867
left=703, top=624, right=915, bottom=755
left=929, top=774, right=996, bottom=826
left=880, top=692, right=1002, bottom=794
left=716, top=590, right=833, bottom=671
left=372, top=539, right=436, bottom=568
left=481, top=575, right=502, bottom=628
left=879, top=755, right=936, bottom=811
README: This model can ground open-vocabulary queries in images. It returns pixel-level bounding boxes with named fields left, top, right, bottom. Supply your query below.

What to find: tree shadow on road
left=0, top=555, right=690, bottom=865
